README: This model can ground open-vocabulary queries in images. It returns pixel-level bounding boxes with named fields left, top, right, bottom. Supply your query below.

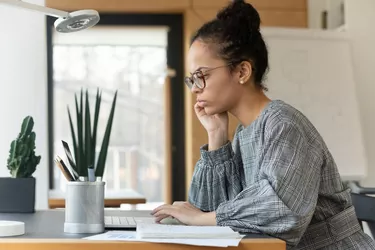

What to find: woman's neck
left=230, top=88, right=271, bottom=127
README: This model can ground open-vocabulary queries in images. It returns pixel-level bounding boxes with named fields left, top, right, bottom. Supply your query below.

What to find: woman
left=151, top=1, right=375, bottom=249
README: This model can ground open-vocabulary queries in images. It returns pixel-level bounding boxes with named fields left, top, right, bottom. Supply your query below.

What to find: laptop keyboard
left=105, top=216, right=155, bottom=226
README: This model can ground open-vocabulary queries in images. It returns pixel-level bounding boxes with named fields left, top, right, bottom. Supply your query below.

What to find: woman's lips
left=197, top=100, right=207, bottom=107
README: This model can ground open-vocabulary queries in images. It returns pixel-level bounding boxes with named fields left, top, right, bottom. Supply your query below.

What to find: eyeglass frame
left=184, top=63, right=233, bottom=90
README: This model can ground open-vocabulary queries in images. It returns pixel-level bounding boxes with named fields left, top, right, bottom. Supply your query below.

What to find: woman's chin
left=203, top=106, right=221, bottom=116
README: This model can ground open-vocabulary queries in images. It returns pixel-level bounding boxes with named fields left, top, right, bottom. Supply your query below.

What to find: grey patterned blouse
left=188, top=100, right=375, bottom=250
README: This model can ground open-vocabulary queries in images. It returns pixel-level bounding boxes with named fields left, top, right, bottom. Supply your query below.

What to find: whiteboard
left=261, top=28, right=367, bottom=180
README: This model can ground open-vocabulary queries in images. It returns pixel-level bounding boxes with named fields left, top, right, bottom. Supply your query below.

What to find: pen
left=88, top=167, right=95, bottom=182
left=61, top=140, right=77, bottom=170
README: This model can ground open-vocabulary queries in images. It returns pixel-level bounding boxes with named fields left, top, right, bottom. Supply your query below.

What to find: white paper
left=83, top=231, right=243, bottom=247
left=136, top=223, right=241, bottom=239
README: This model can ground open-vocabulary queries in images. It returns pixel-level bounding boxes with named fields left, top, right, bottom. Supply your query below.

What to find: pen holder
left=64, top=181, right=105, bottom=234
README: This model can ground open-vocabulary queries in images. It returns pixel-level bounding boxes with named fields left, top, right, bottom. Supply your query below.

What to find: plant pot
left=0, top=177, right=35, bottom=213
left=64, top=181, right=105, bottom=234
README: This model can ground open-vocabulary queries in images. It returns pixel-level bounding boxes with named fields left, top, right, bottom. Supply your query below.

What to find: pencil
left=54, top=158, right=74, bottom=181
left=56, top=156, right=78, bottom=181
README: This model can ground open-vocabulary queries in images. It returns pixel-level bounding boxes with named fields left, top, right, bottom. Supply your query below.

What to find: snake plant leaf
left=75, top=90, right=87, bottom=177
left=91, top=88, right=101, bottom=170
left=95, top=90, right=118, bottom=177
left=80, top=89, right=86, bottom=175
left=67, top=107, right=78, bottom=173
left=85, top=90, right=93, bottom=169
left=74, top=93, right=82, bottom=175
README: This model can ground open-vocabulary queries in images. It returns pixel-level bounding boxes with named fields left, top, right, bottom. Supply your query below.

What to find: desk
left=48, top=189, right=146, bottom=208
left=0, top=210, right=286, bottom=250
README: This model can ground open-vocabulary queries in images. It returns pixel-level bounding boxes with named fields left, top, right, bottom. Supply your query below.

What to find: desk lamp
left=0, top=0, right=100, bottom=33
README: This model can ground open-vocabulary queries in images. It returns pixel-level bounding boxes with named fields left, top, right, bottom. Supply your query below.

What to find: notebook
left=136, top=223, right=241, bottom=239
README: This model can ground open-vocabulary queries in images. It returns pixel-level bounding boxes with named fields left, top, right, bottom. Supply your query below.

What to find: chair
left=348, top=181, right=375, bottom=238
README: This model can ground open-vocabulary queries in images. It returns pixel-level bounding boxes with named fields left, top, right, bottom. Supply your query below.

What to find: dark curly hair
left=191, top=0, right=269, bottom=90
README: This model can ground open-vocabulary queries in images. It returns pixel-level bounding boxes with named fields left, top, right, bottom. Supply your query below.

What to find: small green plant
left=7, top=116, right=41, bottom=178
left=67, top=88, right=117, bottom=178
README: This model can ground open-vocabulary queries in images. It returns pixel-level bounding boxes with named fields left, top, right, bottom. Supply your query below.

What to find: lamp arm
left=0, top=0, right=69, bottom=18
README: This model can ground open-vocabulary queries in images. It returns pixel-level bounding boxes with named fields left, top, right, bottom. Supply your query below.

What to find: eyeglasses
left=184, top=63, right=232, bottom=90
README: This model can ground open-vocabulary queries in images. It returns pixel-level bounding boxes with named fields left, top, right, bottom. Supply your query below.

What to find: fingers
left=151, top=202, right=187, bottom=216
left=154, top=214, right=171, bottom=223
left=153, top=207, right=178, bottom=223
left=151, top=203, right=170, bottom=215
left=151, top=202, right=190, bottom=223
left=194, top=102, right=206, bottom=117
left=151, top=204, right=171, bottom=222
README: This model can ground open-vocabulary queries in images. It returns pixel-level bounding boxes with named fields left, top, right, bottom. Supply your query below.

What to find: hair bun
left=216, top=0, right=261, bottom=32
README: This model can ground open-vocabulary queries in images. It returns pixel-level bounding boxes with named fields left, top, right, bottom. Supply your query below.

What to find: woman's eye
left=195, top=72, right=203, bottom=78
left=200, top=74, right=209, bottom=79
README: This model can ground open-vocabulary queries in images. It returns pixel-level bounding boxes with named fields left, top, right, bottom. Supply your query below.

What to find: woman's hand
left=194, top=102, right=228, bottom=150
left=194, top=102, right=228, bottom=134
left=151, top=201, right=216, bottom=226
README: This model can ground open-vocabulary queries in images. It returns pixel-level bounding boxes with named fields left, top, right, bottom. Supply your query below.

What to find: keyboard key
left=105, top=216, right=112, bottom=224
left=134, top=217, right=155, bottom=224
left=127, top=217, right=136, bottom=225
left=120, top=217, right=128, bottom=225
left=104, top=216, right=155, bottom=227
left=112, top=216, right=120, bottom=225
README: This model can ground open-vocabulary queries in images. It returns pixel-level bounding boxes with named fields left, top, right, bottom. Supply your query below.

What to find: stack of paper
left=83, top=224, right=243, bottom=247
left=83, top=231, right=243, bottom=247
left=136, top=223, right=241, bottom=239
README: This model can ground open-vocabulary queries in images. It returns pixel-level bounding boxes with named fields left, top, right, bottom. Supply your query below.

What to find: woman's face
left=187, top=40, right=243, bottom=115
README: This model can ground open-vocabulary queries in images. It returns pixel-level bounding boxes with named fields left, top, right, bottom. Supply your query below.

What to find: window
left=46, top=14, right=185, bottom=204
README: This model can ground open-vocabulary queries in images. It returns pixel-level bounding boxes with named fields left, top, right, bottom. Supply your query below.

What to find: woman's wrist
left=208, top=130, right=228, bottom=151
left=196, top=211, right=217, bottom=226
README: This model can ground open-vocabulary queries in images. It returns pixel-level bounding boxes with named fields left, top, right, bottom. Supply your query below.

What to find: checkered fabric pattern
left=188, top=100, right=375, bottom=250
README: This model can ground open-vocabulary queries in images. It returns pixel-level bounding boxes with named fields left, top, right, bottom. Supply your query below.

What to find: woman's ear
left=238, top=61, right=253, bottom=84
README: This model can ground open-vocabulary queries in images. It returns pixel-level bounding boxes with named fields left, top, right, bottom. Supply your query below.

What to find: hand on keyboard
left=159, top=217, right=184, bottom=225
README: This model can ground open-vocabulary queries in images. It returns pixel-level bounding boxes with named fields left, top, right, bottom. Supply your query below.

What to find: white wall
left=345, top=0, right=375, bottom=188
left=0, top=0, right=48, bottom=209
left=308, top=0, right=327, bottom=29
left=327, top=0, right=345, bottom=29
left=308, top=0, right=345, bottom=30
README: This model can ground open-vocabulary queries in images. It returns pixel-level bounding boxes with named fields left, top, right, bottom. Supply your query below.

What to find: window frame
left=46, top=13, right=185, bottom=202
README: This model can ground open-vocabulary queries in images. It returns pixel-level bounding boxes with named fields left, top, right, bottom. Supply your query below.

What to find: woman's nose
left=191, top=84, right=202, bottom=94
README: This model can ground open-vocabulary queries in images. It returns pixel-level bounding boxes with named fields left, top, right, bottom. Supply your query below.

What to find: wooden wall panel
left=46, top=0, right=307, bottom=15
left=46, top=0, right=190, bottom=12
left=260, top=10, right=307, bottom=27
left=192, top=0, right=306, bottom=10
left=191, top=9, right=307, bottom=28
left=163, top=76, right=172, bottom=204
left=183, top=10, right=198, bottom=190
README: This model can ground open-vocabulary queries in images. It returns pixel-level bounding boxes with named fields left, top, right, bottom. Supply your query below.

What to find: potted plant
left=0, top=116, right=41, bottom=213
left=63, top=88, right=117, bottom=234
